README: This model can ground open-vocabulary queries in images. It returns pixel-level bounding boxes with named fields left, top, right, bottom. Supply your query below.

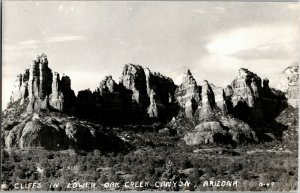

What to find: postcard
left=1, top=1, right=299, bottom=191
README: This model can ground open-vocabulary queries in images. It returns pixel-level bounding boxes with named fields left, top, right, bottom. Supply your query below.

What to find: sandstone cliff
left=278, top=64, right=299, bottom=108
left=9, top=53, right=75, bottom=113
left=174, top=69, right=201, bottom=118
left=4, top=54, right=295, bottom=149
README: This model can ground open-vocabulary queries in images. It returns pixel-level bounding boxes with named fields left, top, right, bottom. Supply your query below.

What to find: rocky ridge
left=3, top=54, right=298, bottom=150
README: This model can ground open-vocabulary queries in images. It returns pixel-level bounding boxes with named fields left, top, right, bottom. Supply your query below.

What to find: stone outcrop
left=210, top=84, right=228, bottom=115
left=175, top=69, right=200, bottom=118
left=227, top=68, right=288, bottom=123
left=75, top=64, right=177, bottom=123
left=10, top=70, right=29, bottom=105
left=183, top=78, right=257, bottom=146
left=220, top=116, right=258, bottom=144
left=5, top=54, right=294, bottom=149
left=9, top=53, right=75, bottom=113
left=261, top=78, right=287, bottom=120
left=119, top=64, right=148, bottom=112
left=59, top=75, right=76, bottom=111
left=27, top=54, right=53, bottom=112
left=99, top=75, right=118, bottom=94
left=183, top=116, right=258, bottom=146
left=144, top=68, right=177, bottom=120
left=3, top=112, right=128, bottom=151
left=231, top=68, right=262, bottom=107
left=199, top=80, right=216, bottom=122
left=278, top=65, right=299, bottom=108
left=184, top=121, right=229, bottom=145
left=98, top=76, right=124, bottom=122
left=49, top=72, right=64, bottom=111
left=227, top=68, right=265, bottom=123
left=20, top=120, right=65, bottom=149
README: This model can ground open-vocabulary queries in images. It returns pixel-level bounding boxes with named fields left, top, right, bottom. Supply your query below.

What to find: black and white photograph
left=1, top=1, right=299, bottom=191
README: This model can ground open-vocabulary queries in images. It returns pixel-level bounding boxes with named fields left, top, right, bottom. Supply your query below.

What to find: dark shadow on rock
left=232, top=101, right=251, bottom=122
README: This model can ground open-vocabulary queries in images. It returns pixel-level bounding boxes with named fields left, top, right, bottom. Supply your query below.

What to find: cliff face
left=10, top=53, right=76, bottom=113
left=144, top=68, right=177, bottom=121
left=175, top=69, right=201, bottom=118
left=27, top=54, right=53, bottom=112
left=10, top=69, right=29, bottom=105
left=74, top=64, right=177, bottom=123
left=183, top=67, right=291, bottom=146
left=278, top=65, right=299, bottom=108
left=5, top=54, right=297, bottom=149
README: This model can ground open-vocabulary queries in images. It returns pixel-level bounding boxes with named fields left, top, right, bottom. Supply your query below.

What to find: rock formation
left=227, top=68, right=265, bottom=122
left=4, top=54, right=294, bottom=149
left=210, top=84, right=228, bottom=115
left=27, top=54, right=52, bottom=111
left=99, top=75, right=117, bottom=94
left=10, top=69, right=30, bottom=105
left=20, top=120, right=65, bottom=149
left=49, top=72, right=64, bottom=111
left=231, top=68, right=262, bottom=107
left=199, top=80, right=216, bottom=122
left=9, top=53, right=75, bottom=113
left=119, top=64, right=148, bottom=112
left=3, top=111, right=128, bottom=151
left=183, top=74, right=263, bottom=145
left=278, top=64, right=299, bottom=108
left=144, top=68, right=177, bottom=120
left=175, top=69, right=200, bottom=118
left=75, top=64, right=177, bottom=123
left=98, top=76, right=124, bottom=122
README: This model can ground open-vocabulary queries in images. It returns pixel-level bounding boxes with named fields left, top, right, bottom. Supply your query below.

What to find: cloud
left=205, top=24, right=299, bottom=60
left=46, top=35, right=85, bottom=43
left=231, top=40, right=299, bottom=60
left=18, top=39, right=40, bottom=46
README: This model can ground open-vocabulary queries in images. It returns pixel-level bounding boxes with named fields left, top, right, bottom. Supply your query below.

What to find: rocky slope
left=3, top=54, right=298, bottom=150
left=2, top=101, right=129, bottom=151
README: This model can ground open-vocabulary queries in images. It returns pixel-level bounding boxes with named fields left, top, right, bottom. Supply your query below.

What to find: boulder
left=184, top=121, right=230, bottom=145
left=220, top=116, right=258, bottom=144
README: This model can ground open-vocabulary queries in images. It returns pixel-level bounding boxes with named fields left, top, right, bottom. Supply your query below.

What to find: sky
left=2, top=1, right=300, bottom=108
